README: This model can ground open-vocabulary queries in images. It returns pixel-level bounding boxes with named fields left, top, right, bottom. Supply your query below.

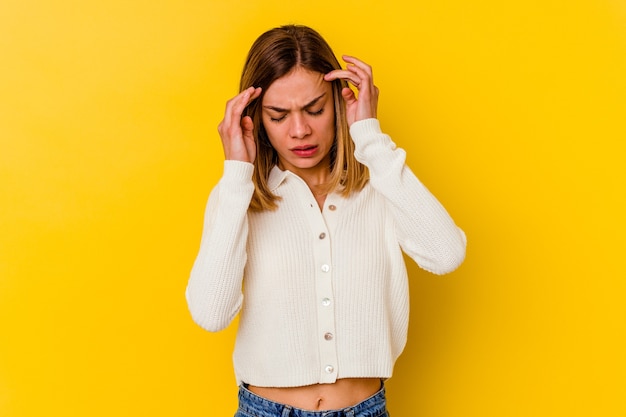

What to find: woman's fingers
left=325, top=68, right=361, bottom=87
left=324, top=55, right=373, bottom=88
left=240, top=115, right=257, bottom=163
left=218, top=86, right=262, bottom=162
left=342, top=55, right=374, bottom=82
left=221, top=87, right=260, bottom=128
left=325, top=55, right=378, bottom=125
left=341, top=87, right=357, bottom=104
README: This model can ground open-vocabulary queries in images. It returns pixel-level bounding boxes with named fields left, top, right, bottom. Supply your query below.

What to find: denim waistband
left=237, top=382, right=388, bottom=417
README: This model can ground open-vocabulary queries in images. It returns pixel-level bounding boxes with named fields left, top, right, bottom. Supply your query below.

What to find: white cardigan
left=186, top=118, right=466, bottom=387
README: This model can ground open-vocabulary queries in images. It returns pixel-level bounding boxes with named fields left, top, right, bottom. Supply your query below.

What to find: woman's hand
left=217, top=86, right=262, bottom=163
left=324, top=55, right=379, bottom=127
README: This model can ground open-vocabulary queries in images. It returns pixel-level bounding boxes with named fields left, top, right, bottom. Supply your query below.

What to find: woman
left=187, top=24, right=466, bottom=417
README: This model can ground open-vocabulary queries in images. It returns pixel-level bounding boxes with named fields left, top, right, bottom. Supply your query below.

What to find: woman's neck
left=276, top=161, right=332, bottom=205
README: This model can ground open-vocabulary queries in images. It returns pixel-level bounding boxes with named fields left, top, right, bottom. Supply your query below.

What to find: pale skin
left=217, top=56, right=381, bottom=410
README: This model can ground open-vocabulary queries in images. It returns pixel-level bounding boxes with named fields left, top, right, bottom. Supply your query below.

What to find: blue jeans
left=234, top=382, right=390, bottom=417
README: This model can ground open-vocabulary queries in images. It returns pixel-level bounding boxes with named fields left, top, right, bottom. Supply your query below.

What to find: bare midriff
left=248, top=377, right=382, bottom=411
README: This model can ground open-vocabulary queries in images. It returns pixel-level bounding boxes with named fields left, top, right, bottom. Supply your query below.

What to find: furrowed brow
left=263, top=93, right=326, bottom=113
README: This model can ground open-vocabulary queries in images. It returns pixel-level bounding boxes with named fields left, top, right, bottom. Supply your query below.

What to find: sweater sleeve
left=186, top=160, right=255, bottom=331
left=351, top=118, right=467, bottom=275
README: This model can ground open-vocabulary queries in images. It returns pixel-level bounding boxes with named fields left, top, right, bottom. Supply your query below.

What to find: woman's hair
left=239, top=24, right=369, bottom=212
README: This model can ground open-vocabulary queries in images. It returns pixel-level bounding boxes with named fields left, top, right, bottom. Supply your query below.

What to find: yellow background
left=1, top=0, right=625, bottom=416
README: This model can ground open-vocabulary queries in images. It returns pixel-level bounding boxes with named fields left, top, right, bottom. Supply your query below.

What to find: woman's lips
left=290, top=145, right=318, bottom=157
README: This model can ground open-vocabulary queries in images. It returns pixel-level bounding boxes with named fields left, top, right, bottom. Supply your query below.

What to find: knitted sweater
left=186, top=118, right=466, bottom=387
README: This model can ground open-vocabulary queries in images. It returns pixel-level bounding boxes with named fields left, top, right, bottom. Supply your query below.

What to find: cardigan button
left=321, top=264, right=330, bottom=273
left=324, top=365, right=334, bottom=374
left=328, top=204, right=337, bottom=211
left=324, top=332, right=334, bottom=341
left=319, top=232, right=326, bottom=239
left=321, top=298, right=331, bottom=307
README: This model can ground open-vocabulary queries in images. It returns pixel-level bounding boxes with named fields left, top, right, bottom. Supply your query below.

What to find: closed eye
left=307, top=108, right=324, bottom=116
left=269, top=108, right=323, bottom=123
left=264, top=92, right=327, bottom=123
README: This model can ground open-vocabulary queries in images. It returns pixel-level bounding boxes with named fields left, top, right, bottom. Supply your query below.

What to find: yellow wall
left=1, top=1, right=625, bottom=416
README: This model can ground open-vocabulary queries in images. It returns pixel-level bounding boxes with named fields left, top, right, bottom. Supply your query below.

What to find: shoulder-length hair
left=239, top=24, right=369, bottom=212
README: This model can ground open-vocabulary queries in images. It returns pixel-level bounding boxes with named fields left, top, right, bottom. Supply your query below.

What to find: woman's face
left=261, top=67, right=335, bottom=178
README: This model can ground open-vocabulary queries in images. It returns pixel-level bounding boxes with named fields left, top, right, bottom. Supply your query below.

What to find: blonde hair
left=239, top=24, right=369, bottom=211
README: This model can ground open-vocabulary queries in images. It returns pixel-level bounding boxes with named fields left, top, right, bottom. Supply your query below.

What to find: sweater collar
left=268, top=165, right=349, bottom=193
left=268, top=165, right=289, bottom=191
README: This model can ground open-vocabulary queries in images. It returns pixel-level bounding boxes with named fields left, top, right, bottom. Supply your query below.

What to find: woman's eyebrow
left=263, top=93, right=326, bottom=113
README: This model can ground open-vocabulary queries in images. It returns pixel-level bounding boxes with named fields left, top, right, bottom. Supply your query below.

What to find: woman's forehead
left=262, top=68, right=331, bottom=108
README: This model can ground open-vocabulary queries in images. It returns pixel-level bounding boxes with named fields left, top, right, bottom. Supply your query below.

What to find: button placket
left=316, top=248, right=337, bottom=382
left=303, top=193, right=339, bottom=383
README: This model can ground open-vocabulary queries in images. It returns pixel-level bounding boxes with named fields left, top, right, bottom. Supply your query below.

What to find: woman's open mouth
left=290, top=145, right=318, bottom=157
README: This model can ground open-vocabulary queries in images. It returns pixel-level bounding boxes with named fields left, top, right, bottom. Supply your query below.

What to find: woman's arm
left=186, top=87, right=262, bottom=331
left=352, top=118, right=466, bottom=275
left=327, top=56, right=465, bottom=274
left=186, top=161, right=254, bottom=331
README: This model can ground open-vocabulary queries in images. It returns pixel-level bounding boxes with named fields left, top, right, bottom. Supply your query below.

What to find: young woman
left=187, top=24, right=466, bottom=417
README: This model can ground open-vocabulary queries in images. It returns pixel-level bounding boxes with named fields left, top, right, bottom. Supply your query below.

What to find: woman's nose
left=289, top=113, right=311, bottom=139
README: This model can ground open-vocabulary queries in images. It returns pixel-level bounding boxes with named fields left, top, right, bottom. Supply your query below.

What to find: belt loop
left=281, top=404, right=292, bottom=417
